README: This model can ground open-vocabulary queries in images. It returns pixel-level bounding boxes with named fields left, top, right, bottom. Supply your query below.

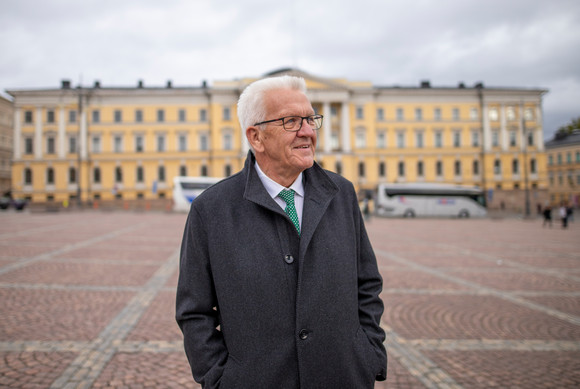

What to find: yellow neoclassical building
left=7, top=68, right=548, bottom=210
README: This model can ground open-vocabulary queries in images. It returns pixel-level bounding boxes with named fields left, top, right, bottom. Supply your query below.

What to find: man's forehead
left=264, top=89, right=313, bottom=114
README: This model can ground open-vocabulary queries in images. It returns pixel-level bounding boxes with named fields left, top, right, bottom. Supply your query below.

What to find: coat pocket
left=217, top=354, right=241, bottom=389
left=352, top=326, right=380, bottom=384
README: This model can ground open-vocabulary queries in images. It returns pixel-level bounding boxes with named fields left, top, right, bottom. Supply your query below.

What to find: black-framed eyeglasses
left=254, top=114, right=324, bottom=132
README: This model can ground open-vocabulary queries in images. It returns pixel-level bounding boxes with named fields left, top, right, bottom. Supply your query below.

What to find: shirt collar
left=254, top=162, right=304, bottom=200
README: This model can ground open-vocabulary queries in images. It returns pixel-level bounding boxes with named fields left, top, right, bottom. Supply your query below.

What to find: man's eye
left=285, top=117, right=298, bottom=126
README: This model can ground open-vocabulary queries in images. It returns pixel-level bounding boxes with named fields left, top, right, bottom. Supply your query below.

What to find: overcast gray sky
left=1, top=0, right=579, bottom=139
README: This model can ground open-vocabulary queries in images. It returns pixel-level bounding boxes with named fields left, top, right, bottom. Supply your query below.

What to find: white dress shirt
left=255, top=162, right=304, bottom=228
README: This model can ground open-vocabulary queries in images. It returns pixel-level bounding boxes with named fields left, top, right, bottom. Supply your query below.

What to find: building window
left=179, top=165, right=187, bottom=176
left=454, top=160, right=461, bottom=176
left=471, top=131, right=480, bottom=147
left=68, top=167, right=76, bottom=184
left=223, top=132, right=233, bottom=150
left=453, top=131, right=461, bottom=147
left=200, top=133, right=208, bottom=151
left=179, top=109, right=186, bottom=122
left=47, top=167, right=55, bottom=185
left=92, top=136, right=101, bottom=153
left=489, top=108, right=498, bottom=121
left=470, top=107, right=478, bottom=120
left=136, top=166, right=144, bottom=183
left=356, top=107, right=364, bottom=120
left=24, top=110, right=33, bottom=124
left=415, top=108, right=422, bottom=121
left=223, top=107, right=231, bottom=121
left=527, top=132, right=534, bottom=146
left=92, top=110, right=100, bottom=123
left=113, top=135, right=123, bottom=153
left=331, top=133, right=340, bottom=150
left=492, top=131, right=499, bottom=147
left=69, top=110, right=77, bottom=123
left=379, top=161, right=386, bottom=177
left=506, top=106, right=516, bottom=121
left=93, top=167, right=101, bottom=183
left=158, top=166, right=165, bottom=182
left=452, top=108, right=460, bottom=121
left=377, top=108, right=384, bottom=121
left=47, top=110, right=55, bottom=123
left=576, top=151, right=580, bottom=163
left=524, top=108, right=534, bottom=121
left=494, top=159, right=501, bottom=175
left=509, top=131, right=517, bottom=147
left=512, top=159, right=519, bottom=174
left=549, top=173, right=554, bottom=185
left=558, top=172, right=563, bottom=185
left=557, top=153, right=562, bottom=165
left=548, top=154, right=553, bottom=165
left=115, top=167, right=123, bottom=183
left=415, top=132, right=424, bottom=148
left=435, top=132, right=442, bottom=148
left=135, top=135, right=144, bottom=152
left=157, top=109, right=165, bottom=122
left=178, top=134, right=187, bottom=152
left=24, top=137, right=33, bottom=154
left=377, top=132, right=386, bottom=149
left=398, top=161, right=405, bottom=177
left=434, top=108, right=441, bottom=121
left=417, top=161, right=424, bottom=177
left=567, top=152, right=572, bottom=164
left=358, top=162, right=365, bottom=177
left=335, top=161, right=342, bottom=175
left=68, top=136, right=77, bottom=154
left=225, top=164, right=232, bottom=177
left=200, top=109, right=207, bottom=122
left=157, top=134, right=166, bottom=152
left=355, top=130, right=366, bottom=149
left=436, top=161, right=443, bottom=177
left=396, top=108, right=404, bottom=121
left=397, top=132, right=405, bottom=148
left=47, top=136, right=56, bottom=154
left=24, top=168, right=32, bottom=185
left=201, top=165, right=208, bottom=177
left=135, top=109, right=143, bottom=123
left=114, top=110, right=122, bottom=123
left=331, top=106, right=338, bottom=117
left=530, top=158, right=537, bottom=174
left=473, top=160, right=479, bottom=175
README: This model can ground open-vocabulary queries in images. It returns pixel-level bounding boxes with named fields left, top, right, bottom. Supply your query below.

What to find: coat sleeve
left=176, top=207, right=228, bottom=389
left=355, top=199, right=388, bottom=381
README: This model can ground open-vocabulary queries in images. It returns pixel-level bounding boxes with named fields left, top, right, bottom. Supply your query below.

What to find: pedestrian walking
left=542, top=206, right=552, bottom=228
left=560, top=203, right=568, bottom=229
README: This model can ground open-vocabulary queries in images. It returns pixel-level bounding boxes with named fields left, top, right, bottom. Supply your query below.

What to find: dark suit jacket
left=176, top=151, right=387, bottom=388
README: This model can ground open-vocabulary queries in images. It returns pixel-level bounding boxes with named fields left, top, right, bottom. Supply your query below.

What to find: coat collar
left=242, top=150, right=339, bottom=247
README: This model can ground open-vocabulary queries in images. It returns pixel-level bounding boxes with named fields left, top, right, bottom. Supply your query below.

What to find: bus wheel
left=458, top=210, right=470, bottom=218
left=403, top=209, right=415, bottom=218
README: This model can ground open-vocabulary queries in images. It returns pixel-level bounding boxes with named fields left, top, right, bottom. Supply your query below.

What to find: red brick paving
left=0, top=211, right=578, bottom=388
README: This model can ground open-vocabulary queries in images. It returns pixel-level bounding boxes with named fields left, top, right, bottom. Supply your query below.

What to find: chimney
left=61, top=80, right=71, bottom=89
left=137, top=80, right=144, bottom=88
left=420, top=80, right=431, bottom=88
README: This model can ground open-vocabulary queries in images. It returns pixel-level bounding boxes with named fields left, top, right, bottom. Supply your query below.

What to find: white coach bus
left=172, top=176, right=223, bottom=212
left=375, top=183, right=487, bottom=218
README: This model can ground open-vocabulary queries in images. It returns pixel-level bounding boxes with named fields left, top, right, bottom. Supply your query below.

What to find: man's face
left=251, top=88, right=317, bottom=185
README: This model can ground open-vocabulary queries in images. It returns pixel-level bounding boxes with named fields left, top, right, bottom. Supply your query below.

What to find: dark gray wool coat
left=176, top=151, right=387, bottom=389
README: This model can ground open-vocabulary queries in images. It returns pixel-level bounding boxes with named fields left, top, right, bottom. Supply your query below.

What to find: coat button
left=299, top=329, right=309, bottom=340
left=284, top=254, right=294, bottom=264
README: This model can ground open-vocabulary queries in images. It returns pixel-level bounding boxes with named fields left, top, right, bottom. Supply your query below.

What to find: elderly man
left=176, top=75, right=387, bottom=388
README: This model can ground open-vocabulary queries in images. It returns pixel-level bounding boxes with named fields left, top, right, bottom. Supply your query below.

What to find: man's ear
left=246, top=126, right=264, bottom=152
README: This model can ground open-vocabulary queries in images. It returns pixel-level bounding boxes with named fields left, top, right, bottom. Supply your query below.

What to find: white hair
left=237, top=75, right=307, bottom=132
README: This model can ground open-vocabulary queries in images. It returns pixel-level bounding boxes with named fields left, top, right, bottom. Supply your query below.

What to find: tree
left=556, top=117, right=580, bottom=138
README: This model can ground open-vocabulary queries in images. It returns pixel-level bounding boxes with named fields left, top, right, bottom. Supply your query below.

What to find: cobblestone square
left=0, top=211, right=578, bottom=388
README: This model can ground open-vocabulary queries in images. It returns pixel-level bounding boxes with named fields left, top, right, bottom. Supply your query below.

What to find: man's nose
left=297, top=119, right=315, bottom=136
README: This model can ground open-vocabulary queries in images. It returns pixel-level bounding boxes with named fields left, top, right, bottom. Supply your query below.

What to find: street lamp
left=521, top=101, right=531, bottom=217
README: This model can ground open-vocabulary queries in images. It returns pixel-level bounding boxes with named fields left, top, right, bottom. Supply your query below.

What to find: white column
left=13, top=108, right=21, bottom=160
left=482, top=101, right=491, bottom=152
left=323, top=102, right=331, bottom=153
left=536, top=106, right=544, bottom=151
left=500, top=104, right=508, bottom=151
left=58, top=107, right=66, bottom=158
left=80, top=109, right=88, bottom=160
left=341, top=102, right=351, bottom=152
left=35, top=107, right=43, bottom=159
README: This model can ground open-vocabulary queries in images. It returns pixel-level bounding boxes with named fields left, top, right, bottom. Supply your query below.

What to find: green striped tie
left=278, top=189, right=300, bottom=235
